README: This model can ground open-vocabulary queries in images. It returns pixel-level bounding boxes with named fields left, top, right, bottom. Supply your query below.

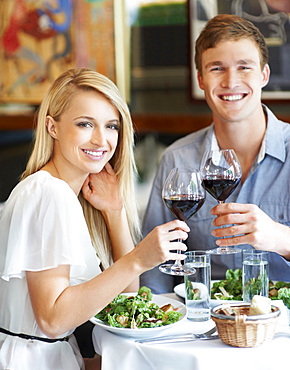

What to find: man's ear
left=46, top=116, right=58, bottom=139
left=261, top=63, right=270, bottom=89
left=197, top=71, right=205, bottom=90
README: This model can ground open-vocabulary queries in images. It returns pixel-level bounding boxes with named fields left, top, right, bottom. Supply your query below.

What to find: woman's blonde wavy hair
left=22, top=67, right=141, bottom=269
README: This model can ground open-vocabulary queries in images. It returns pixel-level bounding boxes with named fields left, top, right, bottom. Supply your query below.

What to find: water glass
left=242, top=250, right=269, bottom=302
left=184, top=251, right=211, bottom=321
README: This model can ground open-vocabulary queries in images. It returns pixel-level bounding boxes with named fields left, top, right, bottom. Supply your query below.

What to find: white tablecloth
left=92, top=297, right=290, bottom=370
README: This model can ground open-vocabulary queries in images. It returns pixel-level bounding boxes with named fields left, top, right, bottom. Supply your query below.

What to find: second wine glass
left=200, top=149, right=242, bottom=255
left=159, top=168, right=206, bottom=276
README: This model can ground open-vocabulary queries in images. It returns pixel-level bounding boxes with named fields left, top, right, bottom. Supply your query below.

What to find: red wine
left=202, top=177, right=241, bottom=202
left=163, top=195, right=205, bottom=221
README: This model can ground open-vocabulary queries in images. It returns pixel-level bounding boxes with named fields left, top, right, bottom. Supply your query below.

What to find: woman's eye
left=107, top=124, right=120, bottom=131
left=77, top=122, right=93, bottom=128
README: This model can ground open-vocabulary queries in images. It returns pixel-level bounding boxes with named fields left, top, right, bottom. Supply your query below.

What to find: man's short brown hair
left=195, top=14, right=269, bottom=74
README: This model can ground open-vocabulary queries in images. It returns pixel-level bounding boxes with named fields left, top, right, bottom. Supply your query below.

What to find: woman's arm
left=26, top=219, right=189, bottom=338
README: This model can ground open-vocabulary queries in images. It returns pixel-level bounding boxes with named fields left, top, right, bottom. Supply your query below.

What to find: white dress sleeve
left=0, top=171, right=101, bottom=281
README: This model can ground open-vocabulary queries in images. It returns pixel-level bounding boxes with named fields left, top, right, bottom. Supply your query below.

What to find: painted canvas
left=0, top=0, right=117, bottom=103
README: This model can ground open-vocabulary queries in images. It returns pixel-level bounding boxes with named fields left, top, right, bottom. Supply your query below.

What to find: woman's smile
left=81, top=149, right=107, bottom=160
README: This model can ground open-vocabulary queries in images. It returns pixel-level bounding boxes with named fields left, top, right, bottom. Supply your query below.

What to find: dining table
left=92, top=293, right=290, bottom=370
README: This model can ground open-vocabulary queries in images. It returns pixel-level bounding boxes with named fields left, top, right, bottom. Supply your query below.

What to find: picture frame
left=0, top=0, right=129, bottom=104
left=189, top=0, right=290, bottom=100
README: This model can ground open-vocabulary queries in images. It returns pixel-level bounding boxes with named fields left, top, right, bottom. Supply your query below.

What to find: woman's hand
left=82, top=163, right=123, bottom=212
left=132, top=220, right=190, bottom=272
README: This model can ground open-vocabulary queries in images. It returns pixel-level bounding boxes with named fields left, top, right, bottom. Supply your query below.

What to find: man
left=141, top=14, right=290, bottom=293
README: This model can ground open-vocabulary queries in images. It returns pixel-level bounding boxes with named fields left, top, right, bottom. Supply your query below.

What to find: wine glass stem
left=171, top=240, right=183, bottom=272
left=217, top=200, right=230, bottom=252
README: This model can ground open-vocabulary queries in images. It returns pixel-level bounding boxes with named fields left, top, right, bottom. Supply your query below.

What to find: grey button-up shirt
left=141, top=105, right=290, bottom=293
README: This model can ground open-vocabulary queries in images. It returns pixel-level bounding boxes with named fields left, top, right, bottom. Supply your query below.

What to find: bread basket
left=211, top=303, right=280, bottom=347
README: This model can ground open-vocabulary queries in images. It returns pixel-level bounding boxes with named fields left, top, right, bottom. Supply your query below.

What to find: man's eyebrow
left=204, top=59, right=257, bottom=69
left=237, top=59, right=257, bottom=66
left=204, top=61, right=223, bottom=70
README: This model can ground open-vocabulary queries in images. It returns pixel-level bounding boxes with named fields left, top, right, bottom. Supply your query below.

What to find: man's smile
left=219, top=94, right=247, bottom=101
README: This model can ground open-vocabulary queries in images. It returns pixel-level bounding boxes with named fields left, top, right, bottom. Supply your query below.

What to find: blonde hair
left=22, top=68, right=141, bottom=269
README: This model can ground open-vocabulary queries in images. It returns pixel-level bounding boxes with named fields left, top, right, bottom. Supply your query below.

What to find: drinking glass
left=159, top=168, right=205, bottom=276
left=200, top=149, right=242, bottom=254
left=242, top=250, right=269, bottom=302
left=184, top=251, right=211, bottom=321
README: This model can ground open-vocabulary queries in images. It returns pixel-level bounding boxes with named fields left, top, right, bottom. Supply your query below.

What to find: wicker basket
left=211, top=303, right=280, bottom=348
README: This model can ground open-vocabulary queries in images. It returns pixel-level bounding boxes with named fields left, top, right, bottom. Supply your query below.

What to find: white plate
left=90, top=293, right=187, bottom=339
left=174, top=282, right=243, bottom=307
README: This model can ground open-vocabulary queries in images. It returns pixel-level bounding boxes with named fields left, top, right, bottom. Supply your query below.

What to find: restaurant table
left=92, top=294, right=290, bottom=370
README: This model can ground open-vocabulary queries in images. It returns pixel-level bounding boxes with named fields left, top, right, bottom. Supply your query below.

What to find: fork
left=195, top=326, right=217, bottom=337
left=136, top=326, right=218, bottom=344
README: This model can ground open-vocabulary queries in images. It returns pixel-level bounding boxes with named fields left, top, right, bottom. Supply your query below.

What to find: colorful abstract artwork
left=0, top=0, right=116, bottom=103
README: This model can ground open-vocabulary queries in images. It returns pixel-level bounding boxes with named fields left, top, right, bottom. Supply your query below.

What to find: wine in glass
left=159, top=168, right=206, bottom=276
left=200, top=149, right=242, bottom=254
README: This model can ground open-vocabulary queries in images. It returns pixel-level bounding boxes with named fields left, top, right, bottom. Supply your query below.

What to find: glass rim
left=185, top=250, right=209, bottom=256
left=170, top=167, right=201, bottom=173
left=242, top=249, right=268, bottom=254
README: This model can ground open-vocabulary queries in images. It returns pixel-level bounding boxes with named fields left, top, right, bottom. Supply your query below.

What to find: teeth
left=220, top=94, right=244, bottom=101
left=83, top=150, right=103, bottom=157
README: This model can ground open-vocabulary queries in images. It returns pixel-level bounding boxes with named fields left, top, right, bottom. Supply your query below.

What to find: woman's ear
left=46, top=116, right=58, bottom=139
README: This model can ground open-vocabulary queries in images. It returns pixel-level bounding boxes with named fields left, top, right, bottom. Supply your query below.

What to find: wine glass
left=159, top=168, right=206, bottom=276
left=200, top=149, right=242, bottom=255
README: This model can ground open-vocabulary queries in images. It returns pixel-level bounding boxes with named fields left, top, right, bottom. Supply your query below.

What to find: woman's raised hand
left=82, top=163, right=123, bottom=213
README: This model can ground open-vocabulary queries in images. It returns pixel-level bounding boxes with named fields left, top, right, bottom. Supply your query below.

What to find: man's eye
left=211, top=67, right=223, bottom=72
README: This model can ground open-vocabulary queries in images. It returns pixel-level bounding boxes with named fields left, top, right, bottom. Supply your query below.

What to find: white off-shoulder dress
left=0, top=171, right=102, bottom=370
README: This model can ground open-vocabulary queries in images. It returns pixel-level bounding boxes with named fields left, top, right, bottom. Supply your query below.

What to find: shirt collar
left=263, top=105, right=286, bottom=163
left=209, top=105, right=285, bottom=164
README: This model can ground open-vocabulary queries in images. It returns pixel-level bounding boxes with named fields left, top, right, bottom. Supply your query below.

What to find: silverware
left=136, top=326, right=218, bottom=345
left=196, top=326, right=217, bottom=337
left=136, top=333, right=219, bottom=345
left=273, top=332, right=290, bottom=339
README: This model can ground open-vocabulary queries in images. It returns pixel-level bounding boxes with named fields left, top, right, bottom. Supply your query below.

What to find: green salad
left=210, top=269, right=290, bottom=304
left=95, top=286, right=182, bottom=329
left=211, top=269, right=243, bottom=300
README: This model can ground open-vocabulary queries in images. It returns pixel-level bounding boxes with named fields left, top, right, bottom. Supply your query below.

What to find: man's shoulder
left=265, top=105, right=290, bottom=129
left=164, top=125, right=211, bottom=154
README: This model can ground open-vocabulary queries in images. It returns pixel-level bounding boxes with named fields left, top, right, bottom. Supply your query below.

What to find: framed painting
left=0, top=0, right=129, bottom=104
left=189, top=0, right=290, bottom=100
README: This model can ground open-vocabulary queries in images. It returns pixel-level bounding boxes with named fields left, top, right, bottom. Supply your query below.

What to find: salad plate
left=174, top=282, right=220, bottom=299
left=90, top=293, right=187, bottom=339
left=174, top=282, right=243, bottom=307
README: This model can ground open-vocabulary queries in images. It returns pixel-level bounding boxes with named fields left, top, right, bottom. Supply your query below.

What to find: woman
left=0, top=68, right=189, bottom=370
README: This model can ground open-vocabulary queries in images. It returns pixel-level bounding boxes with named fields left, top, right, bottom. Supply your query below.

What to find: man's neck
left=213, top=110, right=267, bottom=181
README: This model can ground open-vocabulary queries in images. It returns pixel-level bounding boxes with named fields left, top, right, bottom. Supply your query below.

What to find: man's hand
left=210, top=202, right=290, bottom=259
